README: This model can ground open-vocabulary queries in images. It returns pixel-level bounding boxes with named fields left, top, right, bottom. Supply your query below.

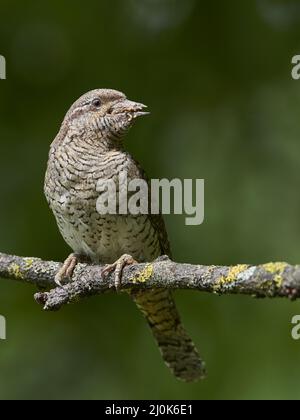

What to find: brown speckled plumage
left=44, top=89, right=205, bottom=381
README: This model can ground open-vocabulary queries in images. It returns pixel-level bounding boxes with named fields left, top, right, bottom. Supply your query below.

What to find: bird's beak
left=111, top=99, right=150, bottom=119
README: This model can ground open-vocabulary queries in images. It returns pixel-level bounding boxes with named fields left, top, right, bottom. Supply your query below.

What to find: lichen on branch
left=0, top=252, right=299, bottom=312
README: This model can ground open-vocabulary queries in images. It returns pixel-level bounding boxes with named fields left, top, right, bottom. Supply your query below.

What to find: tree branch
left=0, top=252, right=300, bottom=311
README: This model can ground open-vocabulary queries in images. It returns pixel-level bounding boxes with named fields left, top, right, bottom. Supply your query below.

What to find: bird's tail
left=131, top=289, right=206, bottom=382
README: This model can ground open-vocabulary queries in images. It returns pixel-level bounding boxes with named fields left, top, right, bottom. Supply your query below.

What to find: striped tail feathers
left=132, top=289, right=206, bottom=382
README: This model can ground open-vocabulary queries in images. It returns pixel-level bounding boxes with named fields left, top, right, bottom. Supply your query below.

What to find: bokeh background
left=0, top=0, right=300, bottom=400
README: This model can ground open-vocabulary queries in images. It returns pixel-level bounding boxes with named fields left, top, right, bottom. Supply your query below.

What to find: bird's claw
left=54, top=253, right=79, bottom=287
left=102, top=254, right=137, bottom=290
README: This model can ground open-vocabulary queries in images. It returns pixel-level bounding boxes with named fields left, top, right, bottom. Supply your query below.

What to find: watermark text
left=96, top=172, right=204, bottom=226
left=0, top=55, right=6, bottom=80
left=0, top=315, right=6, bottom=340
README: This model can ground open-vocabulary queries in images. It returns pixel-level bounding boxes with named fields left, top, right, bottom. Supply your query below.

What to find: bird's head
left=63, top=89, right=149, bottom=143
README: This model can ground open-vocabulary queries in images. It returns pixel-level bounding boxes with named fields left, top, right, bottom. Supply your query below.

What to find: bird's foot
left=102, top=254, right=137, bottom=290
left=155, top=255, right=171, bottom=263
left=55, top=253, right=80, bottom=287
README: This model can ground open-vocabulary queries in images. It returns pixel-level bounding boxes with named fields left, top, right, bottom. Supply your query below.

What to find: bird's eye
left=92, top=98, right=101, bottom=108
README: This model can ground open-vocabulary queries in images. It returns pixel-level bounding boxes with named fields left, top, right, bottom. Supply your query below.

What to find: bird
left=44, top=88, right=206, bottom=382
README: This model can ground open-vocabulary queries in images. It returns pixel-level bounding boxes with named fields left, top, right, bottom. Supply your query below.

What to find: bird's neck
left=55, top=123, right=126, bottom=156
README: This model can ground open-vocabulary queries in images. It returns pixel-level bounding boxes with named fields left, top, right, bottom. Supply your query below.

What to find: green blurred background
left=1, top=0, right=300, bottom=400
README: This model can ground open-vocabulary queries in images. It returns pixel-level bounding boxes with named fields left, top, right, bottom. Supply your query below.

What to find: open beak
left=111, top=99, right=150, bottom=119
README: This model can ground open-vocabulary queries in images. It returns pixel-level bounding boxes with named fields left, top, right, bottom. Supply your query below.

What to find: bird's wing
left=131, top=156, right=172, bottom=258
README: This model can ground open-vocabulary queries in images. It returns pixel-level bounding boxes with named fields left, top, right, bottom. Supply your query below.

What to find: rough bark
left=0, top=252, right=299, bottom=311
